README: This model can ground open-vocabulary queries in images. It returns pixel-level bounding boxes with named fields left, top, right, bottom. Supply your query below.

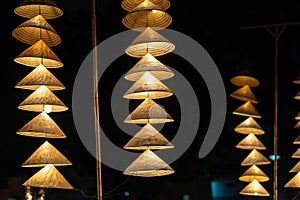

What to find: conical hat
left=15, top=64, right=65, bottom=91
left=234, top=117, right=264, bottom=135
left=241, top=149, right=270, bottom=166
left=230, top=69, right=260, bottom=87
left=18, top=85, right=68, bottom=112
left=236, top=133, right=266, bottom=150
left=124, top=71, right=173, bottom=99
left=292, top=148, right=300, bottom=158
left=239, top=165, right=269, bottom=182
left=122, top=0, right=172, bottom=31
left=22, top=141, right=72, bottom=167
left=239, top=179, right=270, bottom=196
left=294, top=134, right=300, bottom=144
left=14, top=0, right=63, bottom=19
left=290, top=161, right=300, bottom=173
left=293, top=75, right=300, bottom=84
left=295, top=112, right=300, bottom=120
left=232, top=101, right=261, bottom=118
left=123, top=148, right=174, bottom=177
left=14, top=40, right=63, bottom=68
left=294, top=91, right=300, bottom=100
left=125, top=27, right=175, bottom=58
left=125, top=53, right=174, bottom=81
left=294, top=121, right=300, bottom=129
left=285, top=172, right=300, bottom=188
left=230, top=85, right=258, bottom=103
left=124, top=123, right=173, bottom=150
left=121, top=0, right=170, bottom=11
left=12, top=15, right=61, bottom=47
left=17, top=112, right=66, bottom=138
left=22, top=164, right=73, bottom=189
left=124, top=98, right=173, bottom=124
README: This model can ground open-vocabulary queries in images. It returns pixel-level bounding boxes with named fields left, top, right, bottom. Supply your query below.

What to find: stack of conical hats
left=121, top=0, right=175, bottom=177
left=12, top=0, right=73, bottom=198
left=230, top=70, right=270, bottom=196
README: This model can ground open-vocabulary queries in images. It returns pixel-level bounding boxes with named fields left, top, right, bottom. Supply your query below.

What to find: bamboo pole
left=92, top=0, right=102, bottom=199
left=241, top=23, right=290, bottom=200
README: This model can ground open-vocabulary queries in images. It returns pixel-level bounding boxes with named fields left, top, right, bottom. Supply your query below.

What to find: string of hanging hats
left=230, top=70, right=271, bottom=197
left=12, top=0, right=73, bottom=199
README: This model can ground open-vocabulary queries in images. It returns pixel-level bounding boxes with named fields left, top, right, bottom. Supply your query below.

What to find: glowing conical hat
left=236, top=133, right=266, bottom=150
left=294, top=135, right=300, bottom=144
left=15, top=64, right=65, bottom=91
left=241, top=149, right=270, bottom=166
left=122, top=0, right=172, bottom=31
left=125, top=27, right=175, bottom=58
left=14, top=0, right=63, bottom=19
left=232, top=101, right=261, bottom=118
left=123, top=148, right=174, bottom=177
left=230, top=69, right=260, bottom=87
left=239, top=179, right=270, bottom=196
left=22, top=141, right=72, bottom=167
left=234, top=117, right=264, bottom=135
left=230, top=85, right=258, bottom=104
left=292, top=148, right=300, bottom=158
left=14, top=40, right=63, bottom=68
left=124, top=123, right=173, bottom=150
left=18, top=85, right=68, bottom=112
left=23, top=164, right=73, bottom=189
left=17, top=112, right=66, bottom=138
left=12, top=15, right=61, bottom=47
left=294, top=91, right=300, bottom=100
left=294, top=121, right=300, bottom=129
left=125, top=53, right=174, bottom=81
left=289, top=161, right=300, bottom=173
left=293, top=75, right=300, bottom=84
left=124, top=71, right=173, bottom=99
left=121, top=0, right=170, bottom=11
left=295, top=112, right=300, bottom=120
left=285, top=172, right=300, bottom=188
left=124, top=98, right=173, bottom=124
left=239, top=165, right=269, bottom=182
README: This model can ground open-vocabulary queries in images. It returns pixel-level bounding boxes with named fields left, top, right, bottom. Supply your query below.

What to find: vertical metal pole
left=273, top=26, right=279, bottom=200
left=92, top=0, right=102, bottom=199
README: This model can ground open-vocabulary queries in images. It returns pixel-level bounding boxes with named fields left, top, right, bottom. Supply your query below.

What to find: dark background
left=1, top=0, right=300, bottom=199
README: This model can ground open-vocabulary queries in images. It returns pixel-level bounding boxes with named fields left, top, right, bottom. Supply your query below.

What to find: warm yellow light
left=14, top=0, right=63, bottom=19
left=285, top=172, right=300, bottom=188
left=234, top=117, right=264, bottom=135
left=18, top=85, right=68, bottom=112
left=12, top=15, right=61, bottom=47
left=239, top=179, right=270, bottom=196
left=14, top=40, right=63, bottom=68
left=232, top=101, right=261, bottom=118
left=121, top=0, right=170, bottom=12
left=15, top=64, right=65, bottom=91
left=236, top=133, right=266, bottom=150
left=230, top=70, right=260, bottom=87
left=241, top=149, right=271, bottom=166
left=125, top=52, right=174, bottom=81
left=123, top=148, right=174, bottom=177
left=124, top=71, right=173, bottom=99
left=239, top=164, right=269, bottom=182
left=125, top=27, right=175, bottom=58
left=124, top=123, right=173, bottom=150
left=124, top=97, right=174, bottom=124
left=17, top=112, right=66, bottom=138
left=292, top=147, right=300, bottom=158
left=22, top=141, right=72, bottom=167
left=230, top=85, right=258, bottom=104
left=122, top=0, right=172, bottom=31
left=22, top=164, right=73, bottom=189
